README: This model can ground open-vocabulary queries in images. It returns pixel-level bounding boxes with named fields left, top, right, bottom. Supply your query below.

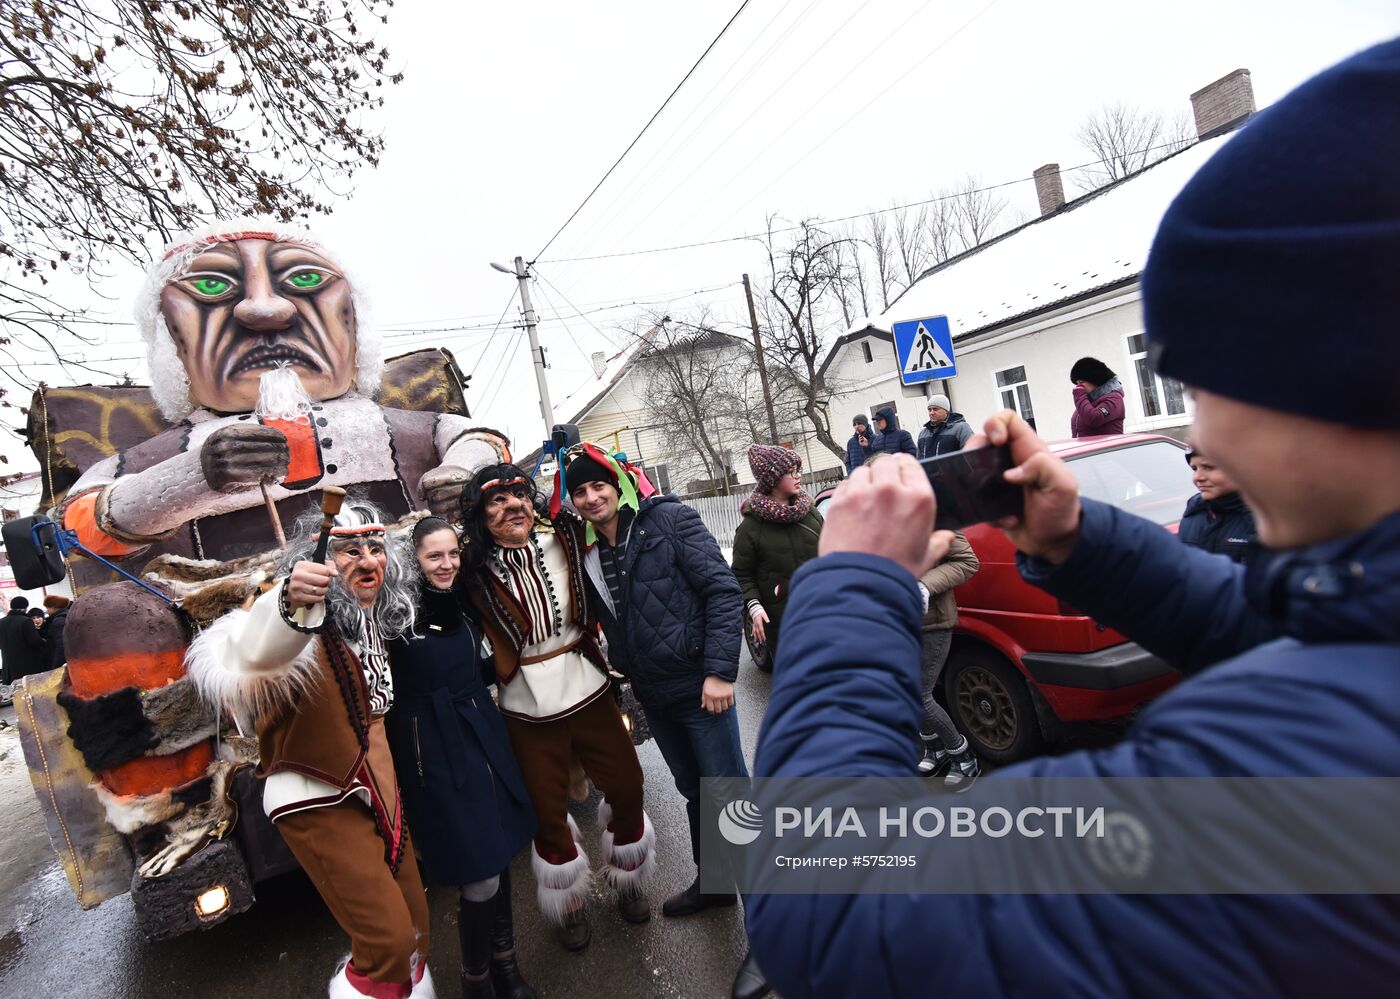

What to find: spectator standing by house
left=40, top=596, right=71, bottom=671
left=870, top=407, right=916, bottom=457
left=914, top=531, right=980, bottom=788
left=564, top=443, right=770, bottom=999
left=1179, top=448, right=1258, bottom=563
left=1069, top=357, right=1125, bottom=437
left=0, top=595, right=46, bottom=684
left=916, top=395, right=973, bottom=459
left=845, top=415, right=877, bottom=474
left=732, top=445, right=823, bottom=670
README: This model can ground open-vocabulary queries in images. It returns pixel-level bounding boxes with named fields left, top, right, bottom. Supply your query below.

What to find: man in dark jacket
left=844, top=415, right=876, bottom=474
left=916, top=394, right=972, bottom=459
left=870, top=407, right=916, bottom=457
left=1178, top=449, right=1257, bottom=563
left=1069, top=357, right=1126, bottom=436
left=0, top=595, right=47, bottom=684
left=565, top=446, right=769, bottom=999
left=746, top=41, right=1400, bottom=997
left=40, top=595, right=71, bottom=671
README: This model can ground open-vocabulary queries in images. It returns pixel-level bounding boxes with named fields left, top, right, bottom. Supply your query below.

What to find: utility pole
left=742, top=273, right=780, bottom=443
left=507, top=255, right=554, bottom=430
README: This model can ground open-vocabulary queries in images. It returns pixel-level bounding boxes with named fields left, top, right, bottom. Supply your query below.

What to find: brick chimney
left=1033, top=163, right=1066, bottom=216
left=1190, top=69, right=1256, bottom=139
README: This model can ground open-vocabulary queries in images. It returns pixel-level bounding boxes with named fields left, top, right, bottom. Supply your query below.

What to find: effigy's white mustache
left=254, top=363, right=315, bottom=423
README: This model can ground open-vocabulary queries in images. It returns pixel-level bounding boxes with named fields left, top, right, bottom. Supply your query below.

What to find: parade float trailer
left=6, top=348, right=476, bottom=941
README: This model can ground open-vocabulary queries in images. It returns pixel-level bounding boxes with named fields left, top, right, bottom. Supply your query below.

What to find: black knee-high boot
left=489, top=868, right=537, bottom=999
left=459, top=889, right=496, bottom=999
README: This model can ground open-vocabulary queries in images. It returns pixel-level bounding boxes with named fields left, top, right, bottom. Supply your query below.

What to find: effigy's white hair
left=134, top=217, right=383, bottom=422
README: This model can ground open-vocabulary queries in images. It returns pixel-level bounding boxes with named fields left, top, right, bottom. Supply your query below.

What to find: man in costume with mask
left=458, top=464, right=655, bottom=952
left=187, top=500, right=434, bottom=999
left=57, top=220, right=507, bottom=566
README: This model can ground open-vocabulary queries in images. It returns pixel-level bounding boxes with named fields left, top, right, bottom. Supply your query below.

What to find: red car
left=815, top=433, right=1196, bottom=763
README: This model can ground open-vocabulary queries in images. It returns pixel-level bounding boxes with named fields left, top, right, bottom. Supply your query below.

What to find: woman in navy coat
left=386, top=517, right=537, bottom=999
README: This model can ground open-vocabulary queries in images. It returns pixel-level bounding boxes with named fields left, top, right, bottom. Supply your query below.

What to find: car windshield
left=1067, top=440, right=1195, bottom=525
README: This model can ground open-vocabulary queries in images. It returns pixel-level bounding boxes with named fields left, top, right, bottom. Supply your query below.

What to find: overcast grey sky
left=4, top=0, right=1395, bottom=471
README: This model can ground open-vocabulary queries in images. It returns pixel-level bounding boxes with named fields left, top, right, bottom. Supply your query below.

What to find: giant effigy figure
left=13, top=221, right=508, bottom=988
left=59, top=221, right=505, bottom=563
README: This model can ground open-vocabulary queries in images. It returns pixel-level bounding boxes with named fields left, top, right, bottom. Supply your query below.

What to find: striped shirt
left=494, top=543, right=562, bottom=644
left=595, top=509, right=634, bottom=614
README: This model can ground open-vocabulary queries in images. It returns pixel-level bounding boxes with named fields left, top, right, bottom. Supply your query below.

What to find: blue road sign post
left=892, top=315, right=956, bottom=385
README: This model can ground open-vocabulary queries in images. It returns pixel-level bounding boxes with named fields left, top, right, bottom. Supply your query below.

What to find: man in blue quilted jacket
left=747, top=39, right=1400, bottom=997
left=566, top=446, right=770, bottom=999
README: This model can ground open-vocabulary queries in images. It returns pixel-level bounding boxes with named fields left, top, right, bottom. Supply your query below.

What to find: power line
left=534, top=138, right=1188, bottom=265
left=557, top=0, right=874, bottom=279
left=551, top=0, right=811, bottom=266
left=531, top=0, right=756, bottom=262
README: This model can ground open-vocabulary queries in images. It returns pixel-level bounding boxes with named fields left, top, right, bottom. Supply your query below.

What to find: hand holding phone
left=918, top=444, right=1024, bottom=531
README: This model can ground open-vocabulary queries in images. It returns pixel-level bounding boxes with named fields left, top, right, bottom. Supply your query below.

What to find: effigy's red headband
left=162, top=230, right=317, bottom=261
left=479, top=477, right=527, bottom=493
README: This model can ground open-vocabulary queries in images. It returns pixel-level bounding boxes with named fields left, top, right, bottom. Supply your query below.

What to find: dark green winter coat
left=731, top=509, right=823, bottom=625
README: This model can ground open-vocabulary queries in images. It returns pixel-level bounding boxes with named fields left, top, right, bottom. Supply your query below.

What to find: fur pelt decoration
left=136, top=757, right=246, bottom=879
left=142, top=678, right=217, bottom=755
left=141, top=553, right=278, bottom=626
left=58, top=686, right=158, bottom=771
left=57, top=677, right=217, bottom=773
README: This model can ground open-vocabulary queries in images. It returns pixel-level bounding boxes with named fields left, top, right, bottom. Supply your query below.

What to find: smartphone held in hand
left=919, top=444, right=1023, bottom=530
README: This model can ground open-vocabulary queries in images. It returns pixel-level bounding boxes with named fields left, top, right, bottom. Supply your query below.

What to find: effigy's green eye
left=288, top=270, right=325, bottom=290
left=192, top=277, right=231, bottom=296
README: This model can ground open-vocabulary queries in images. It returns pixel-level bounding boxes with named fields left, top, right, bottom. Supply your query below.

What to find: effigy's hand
left=200, top=425, right=291, bottom=491
left=419, top=465, right=470, bottom=522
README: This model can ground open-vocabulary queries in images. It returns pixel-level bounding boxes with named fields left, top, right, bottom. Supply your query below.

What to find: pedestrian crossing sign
left=892, top=315, right=956, bottom=385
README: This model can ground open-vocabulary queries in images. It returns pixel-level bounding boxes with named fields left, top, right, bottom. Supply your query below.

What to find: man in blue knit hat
left=746, top=40, right=1400, bottom=996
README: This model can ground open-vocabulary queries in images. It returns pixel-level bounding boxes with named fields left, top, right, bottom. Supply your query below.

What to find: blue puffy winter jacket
left=748, top=499, right=1400, bottom=997
left=870, top=407, right=916, bottom=457
left=583, top=495, right=743, bottom=708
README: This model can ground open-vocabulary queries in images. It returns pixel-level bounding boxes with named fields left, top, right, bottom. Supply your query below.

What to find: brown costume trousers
left=277, top=795, right=429, bottom=985
left=504, top=692, right=646, bottom=863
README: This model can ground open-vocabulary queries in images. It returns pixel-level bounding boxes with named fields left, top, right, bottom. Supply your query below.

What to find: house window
left=650, top=463, right=671, bottom=493
left=1125, top=334, right=1186, bottom=421
left=861, top=341, right=873, bottom=363
left=994, top=366, right=1036, bottom=431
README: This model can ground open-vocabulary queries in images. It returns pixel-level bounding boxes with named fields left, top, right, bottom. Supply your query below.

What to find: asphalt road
left=0, top=655, right=773, bottom=999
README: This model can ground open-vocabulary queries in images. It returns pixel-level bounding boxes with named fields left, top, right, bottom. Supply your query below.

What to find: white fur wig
left=135, top=218, right=383, bottom=422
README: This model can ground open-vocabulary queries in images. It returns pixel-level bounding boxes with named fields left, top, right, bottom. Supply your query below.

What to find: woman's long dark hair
left=458, top=462, right=544, bottom=575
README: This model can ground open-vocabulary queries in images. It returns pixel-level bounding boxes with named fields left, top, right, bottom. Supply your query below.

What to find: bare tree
left=762, top=216, right=851, bottom=462
left=949, top=175, right=1009, bottom=251
left=1074, top=102, right=1194, bottom=191
left=0, top=0, right=401, bottom=428
left=863, top=211, right=897, bottom=312
left=892, top=204, right=929, bottom=291
left=924, top=196, right=960, bottom=268
left=829, top=224, right=870, bottom=328
left=635, top=313, right=756, bottom=495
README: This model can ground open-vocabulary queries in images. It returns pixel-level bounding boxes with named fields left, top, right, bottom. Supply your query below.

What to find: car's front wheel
left=944, top=646, right=1045, bottom=764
